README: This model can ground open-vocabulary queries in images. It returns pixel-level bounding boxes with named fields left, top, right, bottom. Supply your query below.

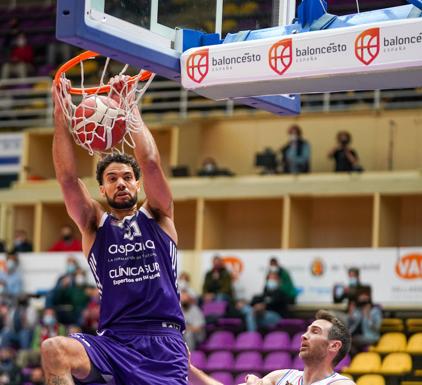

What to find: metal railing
left=1, top=76, right=422, bottom=129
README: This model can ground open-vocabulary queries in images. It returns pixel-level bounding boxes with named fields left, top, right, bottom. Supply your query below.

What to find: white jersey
left=276, top=370, right=349, bottom=385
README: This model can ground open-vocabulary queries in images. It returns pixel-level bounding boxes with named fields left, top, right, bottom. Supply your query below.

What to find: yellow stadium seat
left=379, top=353, right=412, bottom=375
left=356, top=374, right=386, bottom=385
left=381, top=318, right=404, bottom=333
left=342, top=352, right=381, bottom=375
left=407, top=333, right=422, bottom=354
left=370, top=332, right=407, bottom=353
left=407, top=319, right=422, bottom=333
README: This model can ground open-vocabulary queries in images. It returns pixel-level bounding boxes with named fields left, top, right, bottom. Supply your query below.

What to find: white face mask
left=289, top=134, right=298, bottom=142
left=16, top=37, right=26, bottom=47
left=75, top=275, right=85, bottom=286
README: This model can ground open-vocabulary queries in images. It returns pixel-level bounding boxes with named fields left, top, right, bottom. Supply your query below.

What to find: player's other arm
left=52, top=84, right=100, bottom=234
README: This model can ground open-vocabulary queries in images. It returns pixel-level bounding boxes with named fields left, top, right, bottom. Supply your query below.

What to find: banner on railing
left=202, top=248, right=422, bottom=304
left=0, top=133, right=22, bottom=174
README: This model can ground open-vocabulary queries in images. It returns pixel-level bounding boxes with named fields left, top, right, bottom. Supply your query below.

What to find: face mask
left=289, top=134, right=298, bottom=142
left=266, top=280, right=278, bottom=291
left=204, top=163, right=215, bottom=172
left=66, top=264, right=76, bottom=274
left=269, top=266, right=279, bottom=273
left=349, top=277, right=358, bottom=287
left=63, top=235, right=72, bottom=241
left=16, top=37, right=26, bottom=47
left=0, top=286, right=5, bottom=295
left=75, top=275, right=85, bottom=286
left=6, top=260, right=16, bottom=271
left=178, top=279, right=188, bottom=291
left=43, top=315, right=56, bottom=326
left=340, top=138, right=350, bottom=146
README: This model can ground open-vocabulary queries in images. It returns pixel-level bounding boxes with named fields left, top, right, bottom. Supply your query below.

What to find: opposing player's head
left=96, top=153, right=141, bottom=210
left=300, top=310, right=351, bottom=368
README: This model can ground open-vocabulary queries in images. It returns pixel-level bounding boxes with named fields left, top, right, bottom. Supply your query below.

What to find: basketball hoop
left=54, top=50, right=155, bottom=155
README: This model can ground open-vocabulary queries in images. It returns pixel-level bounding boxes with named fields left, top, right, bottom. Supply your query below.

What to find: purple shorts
left=71, top=325, right=188, bottom=385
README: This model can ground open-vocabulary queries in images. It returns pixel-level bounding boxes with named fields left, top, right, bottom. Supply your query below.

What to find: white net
left=55, top=53, right=155, bottom=155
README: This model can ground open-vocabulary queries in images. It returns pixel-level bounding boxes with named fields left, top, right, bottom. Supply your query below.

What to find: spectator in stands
left=280, top=124, right=311, bottom=174
left=3, top=18, right=20, bottom=60
left=24, top=366, right=44, bottom=385
left=81, top=287, right=100, bottom=334
left=333, top=267, right=372, bottom=305
left=1, top=32, right=34, bottom=79
left=347, top=292, right=382, bottom=355
left=266, top=257, right=297, bottom=305
left=202, top=255, right=233, bottom=302
left=45, top=255, right=80, bottom=308
left=48, top=225, right=82, bottom=252
left=51, top=269, right=89, bottom=325
left=31, top=308, right=66, bottom=352
left=0, top=346, right=21, bottom=385
left=9, top=230, right=32, bottom=253
left=246, top=271, right=289, bottom=330
left=178, top=271, right=198, bottom=300
left=181, top=289, right=205, bottom=351
left=197, top=157, right=234, bottom=177
left=5, top=295, right=38, bottom=350
left=328, top=131, right=363, bottom=172
left=1, top=253, right=24, bottom=300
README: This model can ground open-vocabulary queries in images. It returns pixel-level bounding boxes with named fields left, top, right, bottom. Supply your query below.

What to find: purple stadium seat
left=262, top=331, right=290, bottom=352
left=335, top=354, right=351, bottom=372
left=263, top=352, right=292, bottom=372
left=206, top=351, right=235, bottom=372
left=277, top=318, right=307, bottom=336
left=290, top=332, right=303, bottom=353
left=292, top=355, right=305, bottom=370
left=235, top=331, right=263, bottom=351
left=204, top=330, right=235, bottom=351
left=190, top=350, right=207, bottom=371
left=202, top=301, right=228, bottom=317
left=234, top=372, right=262, bottom=385
left=234, top=351, right=263, bottom=373
left=217, top=317, right=244, bottom=332
left=209, top=372, right=234, bottom=385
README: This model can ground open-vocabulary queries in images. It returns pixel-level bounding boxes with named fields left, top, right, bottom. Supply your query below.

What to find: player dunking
left=189, top=310, right=356, bottom=385
left=41, top=78, right=187, bottom=384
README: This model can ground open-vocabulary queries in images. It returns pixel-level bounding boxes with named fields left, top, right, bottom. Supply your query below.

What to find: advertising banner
left=202, top=248, right=422, bottom=305
left=181, top=18, right=422, bottom=98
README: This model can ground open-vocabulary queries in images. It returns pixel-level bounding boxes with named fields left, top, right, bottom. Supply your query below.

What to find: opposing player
left=189, top=310, right=356, bottom=385
left=41, top=78, right=187, bottom=384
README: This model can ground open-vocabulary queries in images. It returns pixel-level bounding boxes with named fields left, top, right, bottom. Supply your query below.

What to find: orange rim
left=54, top=50, right=153, bottom=95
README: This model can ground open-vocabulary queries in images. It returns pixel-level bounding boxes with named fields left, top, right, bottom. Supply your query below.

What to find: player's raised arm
left=52, top=83, right=100, bottom=235
left=110, top=76, right=173, bottom=220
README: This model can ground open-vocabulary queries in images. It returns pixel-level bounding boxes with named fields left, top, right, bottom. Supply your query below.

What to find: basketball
left=72, top=95, right=126, bottom=152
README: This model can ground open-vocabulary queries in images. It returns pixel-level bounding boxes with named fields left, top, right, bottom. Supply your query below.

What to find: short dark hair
left=315, top=310, right=351, bottom=366
left=96, top=153, right=141, bottom=185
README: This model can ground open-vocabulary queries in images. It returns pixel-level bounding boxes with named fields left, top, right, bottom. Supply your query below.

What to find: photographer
left=328, top=131, right=363, bottom=172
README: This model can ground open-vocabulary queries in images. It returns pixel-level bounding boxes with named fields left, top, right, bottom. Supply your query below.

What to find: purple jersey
left=88, top=207, right=185, bottom=331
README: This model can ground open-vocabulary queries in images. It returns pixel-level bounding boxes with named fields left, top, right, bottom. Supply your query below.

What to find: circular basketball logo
left=310, top=258, right=325, bottom=277
left=268, top=38, right=293, bottom=75
left=186, top=48, right=209, bottom=83
left=355, top=28, right=380, bottom=65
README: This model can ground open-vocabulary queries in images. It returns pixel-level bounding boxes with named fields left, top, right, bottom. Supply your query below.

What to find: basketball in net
left=72, top=95, right=126, bottom=152
left=54, top=51, right=154, bottom=155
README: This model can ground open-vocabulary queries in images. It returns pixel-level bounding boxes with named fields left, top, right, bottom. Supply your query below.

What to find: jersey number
left=123, top=220, right=142, bottom=240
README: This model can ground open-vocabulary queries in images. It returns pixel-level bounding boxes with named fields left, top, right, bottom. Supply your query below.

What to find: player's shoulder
left=262, top=369, right=296, bottom=384
left=333, top=379, right=356, bottom=385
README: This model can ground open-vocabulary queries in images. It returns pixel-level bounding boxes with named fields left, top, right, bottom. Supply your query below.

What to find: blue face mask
left=67, top=264, right=76, bottom=274
left=349, top=277, right=358, bottom=287
left=43, top=315, right=56, bottom=326
left=266, top=280, right=278, bottom=291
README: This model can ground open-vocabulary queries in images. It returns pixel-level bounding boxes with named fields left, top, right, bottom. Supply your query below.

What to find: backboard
left=56, top=0, right=300, bottom=115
